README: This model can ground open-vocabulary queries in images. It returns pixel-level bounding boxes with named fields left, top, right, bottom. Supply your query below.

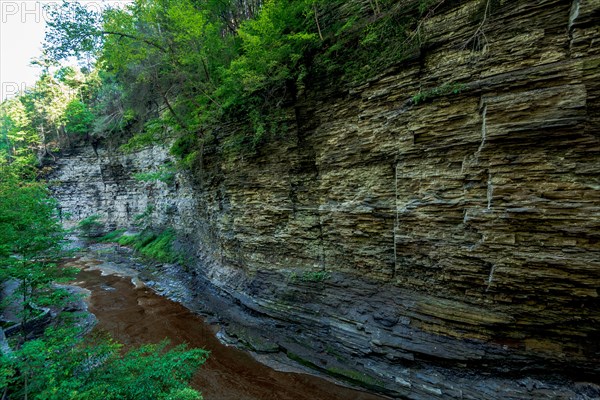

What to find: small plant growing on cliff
left=116, top=228, right=184, bottom=265
left=133, top=205, right=154, bottom=229
left=77, top=214, right=104, bottom=237
left=411, top=82, right=466, bottom=105
left=97, top=228, right=126, bottom=243
left=133, top=164, right=176, bottom=185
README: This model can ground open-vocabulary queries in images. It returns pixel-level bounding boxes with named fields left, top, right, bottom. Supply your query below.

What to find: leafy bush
left=77, top=214, right=104, bottom=237
left=64, top=98, right=95, bottom=135
left=133, top=165, right=176, bottom=185
left=97, top=228, right=126, bottom=243
left=0, top=165, right=73, bottom=330
left=2, top=326, right=208, bottom=400
left=112, top=229, right=184, bottom=264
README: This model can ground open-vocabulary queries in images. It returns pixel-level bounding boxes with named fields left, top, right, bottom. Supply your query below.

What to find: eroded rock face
left=50, top=0, right=599, bottom=398
left=49, top=144, right=198, bottom=233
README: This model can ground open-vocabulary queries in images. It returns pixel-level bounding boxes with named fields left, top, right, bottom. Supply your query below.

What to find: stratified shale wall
left=50, top=1, right=600, bottom=398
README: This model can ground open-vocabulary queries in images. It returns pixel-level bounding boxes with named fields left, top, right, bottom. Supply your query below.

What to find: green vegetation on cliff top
left=1, top=0, right=461, bottom=169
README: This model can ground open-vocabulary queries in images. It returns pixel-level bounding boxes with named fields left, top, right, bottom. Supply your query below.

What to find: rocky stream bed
left=68, top=243, right=389, bottom=400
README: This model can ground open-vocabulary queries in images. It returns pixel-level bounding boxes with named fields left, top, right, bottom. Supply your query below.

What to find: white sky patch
left=1, top=0, right=47, bottom=99
left=0, top=0, right=131, bottom=101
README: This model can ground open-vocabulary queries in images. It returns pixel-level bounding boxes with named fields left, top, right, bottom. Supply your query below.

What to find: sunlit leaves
left=42, top=0, right=321, bottom=157
left=44, top=0, right=104, bottom=61
left=3, top=326, right=208, bottom=400
left=64, top=99, right=95, bottom=135
left=0, top=99, right=35, bottom=159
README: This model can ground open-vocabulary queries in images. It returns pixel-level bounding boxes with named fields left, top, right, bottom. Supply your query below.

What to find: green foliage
left=0, top=166, right=66, bottom=267
left=170, top=132, right=202, bottom=169
left=411, top=82, right=466, bottom=105
left=38, top=0, right=450, bottom=160
left=96, top=228, right=126, bottom=243
left=2, top=325, right=207, bottom=400
left=44, top=1, right=104, bottom=61
left=315, top=1, right=425, bottom=85
left=77, top=214, right=104, bottom=237
left=0, top=99, right=38, bottom=163
left=0, top=62, right=110, bottom=162
left=114, top=229, right=183, bottom=264
left=137, top=230, right=181, bottom=264
left=64, top=98, right=95, bottom=135
left=43, top=0, right=317, bottom=158
left=133, top=165, right=176, bottom=185
left=0, top=164, right=73, bottom=329
left=219, top=0, right=317, bottom=105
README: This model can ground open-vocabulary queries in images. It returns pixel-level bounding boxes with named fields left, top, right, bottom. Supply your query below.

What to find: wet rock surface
left=69, top=250, right=388, bottom=400
left=48, top=1, right=600, bottom=398
left=0, top=278, right=95, bottom=342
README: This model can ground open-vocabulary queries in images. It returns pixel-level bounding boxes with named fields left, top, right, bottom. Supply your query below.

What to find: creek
left=68, top=252, right=388, bottom=400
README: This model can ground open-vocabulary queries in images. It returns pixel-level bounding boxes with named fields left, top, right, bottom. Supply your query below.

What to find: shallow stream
left=70, top=256, right=387, bottom=400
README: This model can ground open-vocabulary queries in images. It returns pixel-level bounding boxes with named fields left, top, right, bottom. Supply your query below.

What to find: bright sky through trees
left=0, top=1, right=130, bottom=101
left=1, top=0, right=47, bottom=99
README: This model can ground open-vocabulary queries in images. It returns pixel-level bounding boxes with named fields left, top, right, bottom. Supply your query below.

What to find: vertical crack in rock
left=568, top=0, right=580, bottom=31
left=479, top=102, right=493, bottom=211
left=567, top=0, right=580, bottom=55
left=486, top=263, right=496, bottom=292
left=486, top=171, right=493, bottom=210
left=477, top=102, right=488, bottom=160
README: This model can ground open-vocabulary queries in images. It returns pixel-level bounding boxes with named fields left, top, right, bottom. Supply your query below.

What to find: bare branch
left=99, top=31, right=168, bottom=53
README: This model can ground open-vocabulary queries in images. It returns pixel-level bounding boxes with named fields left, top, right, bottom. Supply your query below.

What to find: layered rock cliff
left=49, top=0, right=600, bottom=398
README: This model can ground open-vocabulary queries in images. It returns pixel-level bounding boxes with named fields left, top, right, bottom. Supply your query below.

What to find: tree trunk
left=313, top=3, right=323, bottom=41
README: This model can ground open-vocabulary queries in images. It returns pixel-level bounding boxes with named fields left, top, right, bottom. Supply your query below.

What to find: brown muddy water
left=70, top=258, right=388, bottom=400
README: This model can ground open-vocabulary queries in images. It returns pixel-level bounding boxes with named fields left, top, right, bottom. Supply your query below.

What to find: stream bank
left=68, top=244, right=389, bottom=400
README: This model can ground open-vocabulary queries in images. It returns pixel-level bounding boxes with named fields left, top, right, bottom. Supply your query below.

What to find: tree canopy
left=37, top=0, right=441, bottom=164
left=0, top=63, right=208, bottom=400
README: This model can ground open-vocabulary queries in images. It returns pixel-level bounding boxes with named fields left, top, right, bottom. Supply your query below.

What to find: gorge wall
left=49, top=0, right=600, bottom=398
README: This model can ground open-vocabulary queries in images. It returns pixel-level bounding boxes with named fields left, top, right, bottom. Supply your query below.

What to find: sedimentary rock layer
left=50, top=0, right=600, bottom=398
